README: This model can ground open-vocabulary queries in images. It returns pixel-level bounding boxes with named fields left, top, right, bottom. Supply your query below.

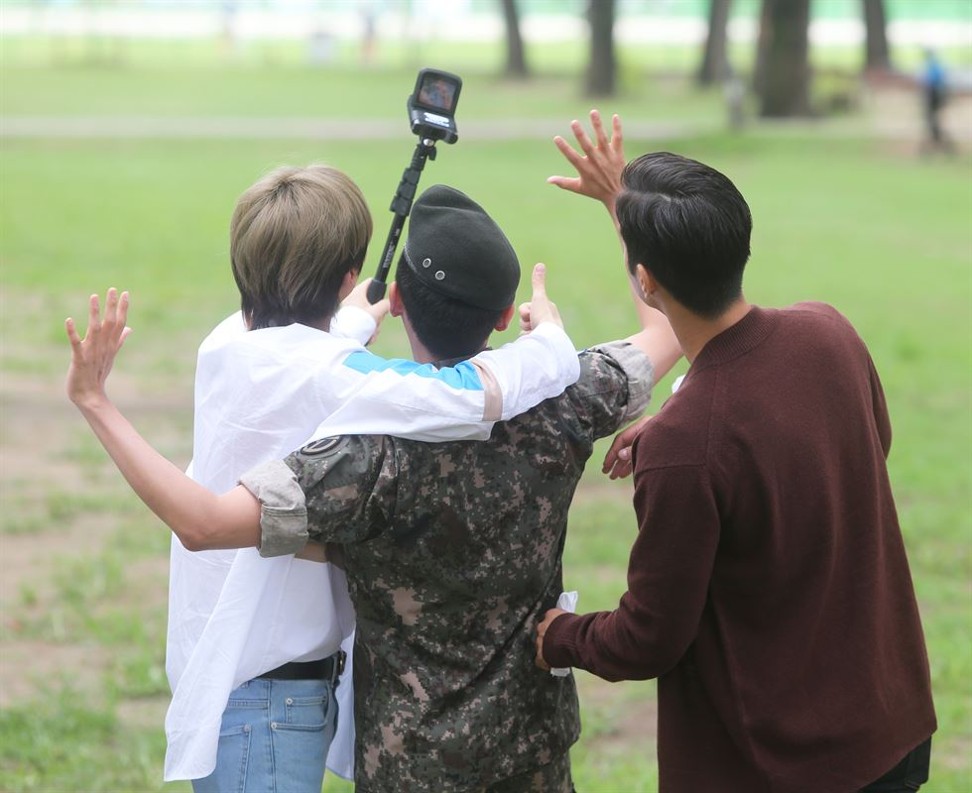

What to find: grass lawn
left=1, top=47, right=970, bottom=792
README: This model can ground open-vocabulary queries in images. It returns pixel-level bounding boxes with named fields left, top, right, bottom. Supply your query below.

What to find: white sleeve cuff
left=475, top=322, right=580, bottom=422
left=329, top=306, right=377, bottom=346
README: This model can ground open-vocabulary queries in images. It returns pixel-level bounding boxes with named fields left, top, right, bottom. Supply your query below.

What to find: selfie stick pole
left=366, top=138, right=438, bottom=304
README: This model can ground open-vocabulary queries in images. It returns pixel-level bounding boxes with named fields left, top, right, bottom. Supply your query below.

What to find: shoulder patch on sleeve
left=299, top=436, right=347, bottom=457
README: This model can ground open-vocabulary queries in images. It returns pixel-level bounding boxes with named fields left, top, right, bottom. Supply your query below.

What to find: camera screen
left=416, top=73, right=458, bottom=114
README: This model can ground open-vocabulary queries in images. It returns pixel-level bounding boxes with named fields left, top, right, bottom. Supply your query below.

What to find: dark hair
left=230, top=165, right=372, bottom=330
left=394, top=256, right=504, bottom=360
left=616, top=152, right=752, bottom=318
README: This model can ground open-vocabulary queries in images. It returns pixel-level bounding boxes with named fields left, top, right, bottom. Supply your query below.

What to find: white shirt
left=163, top=308, right=580, bottom=781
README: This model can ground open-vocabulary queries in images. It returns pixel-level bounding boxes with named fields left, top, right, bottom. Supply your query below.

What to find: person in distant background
left=920, top=47, right=954, bottom=154
left=360, top=1, right=377, bottom=65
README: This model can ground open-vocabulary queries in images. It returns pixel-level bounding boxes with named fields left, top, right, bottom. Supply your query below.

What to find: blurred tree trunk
left=82, top=0, right=128, bottom=67
left=752, top=0, right=772, bottom=95
left=756, top=0, right=812, bottom=117
left=862, top=0, right=891, bottom=72
left=585, top=0, right=616, bottom=97
left=500, top=0, right=530, bottom=79
left=697, top=0, right=732, bottom=86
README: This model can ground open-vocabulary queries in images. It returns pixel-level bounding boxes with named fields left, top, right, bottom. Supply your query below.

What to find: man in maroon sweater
left=536, top=112, right=936, bottom=793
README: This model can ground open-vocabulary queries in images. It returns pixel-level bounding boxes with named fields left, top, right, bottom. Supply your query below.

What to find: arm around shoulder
left=241, top=434, right=398, bottom=553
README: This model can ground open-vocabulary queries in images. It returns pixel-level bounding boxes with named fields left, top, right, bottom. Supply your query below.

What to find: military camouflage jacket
left=242, top=341, right=654, bottom=792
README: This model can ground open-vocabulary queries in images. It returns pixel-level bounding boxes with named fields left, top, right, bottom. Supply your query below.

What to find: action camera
left=407, top=68, right=462, bottom=144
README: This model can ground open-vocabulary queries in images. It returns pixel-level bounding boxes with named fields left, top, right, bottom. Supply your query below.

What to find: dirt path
left=2, top=88, right=969, bottom=143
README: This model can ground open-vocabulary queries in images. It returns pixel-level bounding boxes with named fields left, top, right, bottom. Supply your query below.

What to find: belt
left=258, top=651, right=346, bottom=683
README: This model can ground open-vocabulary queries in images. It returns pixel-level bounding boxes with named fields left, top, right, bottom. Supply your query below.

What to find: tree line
left=501, top=0, right=895, bottom=118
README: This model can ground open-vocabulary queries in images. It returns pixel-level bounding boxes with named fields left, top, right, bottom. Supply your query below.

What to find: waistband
left=257, top=651, right=345, bottom=683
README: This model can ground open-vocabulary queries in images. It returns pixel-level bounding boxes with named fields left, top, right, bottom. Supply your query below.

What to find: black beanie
left=402, top=185, right=520, bottom=311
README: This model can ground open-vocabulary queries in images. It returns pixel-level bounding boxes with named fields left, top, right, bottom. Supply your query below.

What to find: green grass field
left=1, top=35, right=970, bottom=792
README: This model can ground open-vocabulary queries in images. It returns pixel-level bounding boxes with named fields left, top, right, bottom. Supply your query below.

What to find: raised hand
left=518, top=263, right=563, bottom=333
left=65, top=288, right=131, bottom=409
left=547, top=110, right=626, bottom=214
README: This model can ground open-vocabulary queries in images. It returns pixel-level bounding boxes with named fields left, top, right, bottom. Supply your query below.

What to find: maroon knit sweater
left=544, top=303, right=936, bottom=793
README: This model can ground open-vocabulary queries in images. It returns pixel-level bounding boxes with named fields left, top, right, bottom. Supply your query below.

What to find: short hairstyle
left=616, top=152, right=752, bottom=318
left=394, top=254, right=505, bottom=361
left=230, top=165, right=372, bottom=329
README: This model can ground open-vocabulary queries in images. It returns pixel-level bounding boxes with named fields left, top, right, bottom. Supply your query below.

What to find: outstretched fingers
left=65, top=289, right=133, bottom=407
left=547, top=110, right=626, bottom=208
left=87, top=292, right=102, bottom=336
left=571, top=116, right=597, bottom=159
left=65, top=316, right=81, bottom=348
left=65, top=294, right=101, bottom=359
left=547, top=135, right=585, bottom=193
left=105, top=287, right=121, bottom=336
left=101, top=288, right=130, bottom=347
left=591, top=109, right=609, bottom=147
left=589, top=110, right=624, bottom=156
left=609, top=112, right=624, bottom=156
left=554, top=132, right=585, bottom=168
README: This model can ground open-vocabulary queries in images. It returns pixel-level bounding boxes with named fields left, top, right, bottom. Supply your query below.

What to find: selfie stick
left=366, top=139, right=438, bottom=304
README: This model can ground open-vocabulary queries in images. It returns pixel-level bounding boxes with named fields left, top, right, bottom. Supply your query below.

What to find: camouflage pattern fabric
left=483, top=750, right=573, bottom=792
left=255, top=342, right=653, bottom=792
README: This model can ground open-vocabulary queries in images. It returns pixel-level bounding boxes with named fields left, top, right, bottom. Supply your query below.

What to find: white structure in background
left=1, top=1, right=969, bottom=50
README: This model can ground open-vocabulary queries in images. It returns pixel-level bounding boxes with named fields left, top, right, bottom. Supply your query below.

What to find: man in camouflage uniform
left=242, top=184, right=675, bottom=791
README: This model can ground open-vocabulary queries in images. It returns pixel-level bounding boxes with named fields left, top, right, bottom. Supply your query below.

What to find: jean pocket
left=198, top=723, right=251, bottom=793
left=279, top=694, right=328, bottom=732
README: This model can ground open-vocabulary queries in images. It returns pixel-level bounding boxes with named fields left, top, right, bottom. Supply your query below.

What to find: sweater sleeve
left=543, top=461, right=720, bottom=680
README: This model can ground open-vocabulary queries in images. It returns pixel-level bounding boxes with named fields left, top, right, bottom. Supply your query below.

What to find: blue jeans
left=192, top=677, right=337, bottom=793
